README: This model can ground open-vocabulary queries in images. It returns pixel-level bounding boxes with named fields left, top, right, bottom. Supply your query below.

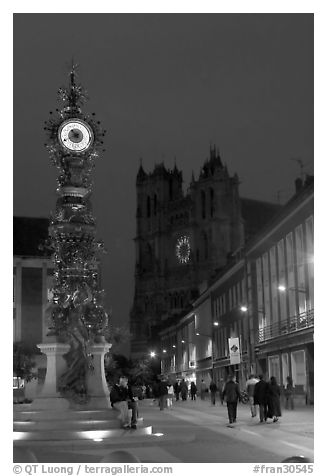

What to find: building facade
left=13, top=217, right=53, bottom=399
left=247, top=178, right=314, bottom=404
left=159, top=177, right=314, bottom=404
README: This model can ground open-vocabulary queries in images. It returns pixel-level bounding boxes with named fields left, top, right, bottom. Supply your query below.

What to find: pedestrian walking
left=173, top=381, right=181, bottom=401
left=200, top=379, right=207, bottom=400
left=209, top=379, right=218, bottom=405
left=266, top=376, right=281, bottom=422
left=145, top=384, right=151, bottom=399
left=222, top=374, right=240, bottom=426
left=167, top=383, right=174, bottom=409
left=284, top=376, right=294, bottom=410
left=190, top=381, right=197, bottom=400
left=180, top=379, right=188, bottom=401
left=152, top=378, right=160, bottom=406
left=246, top=374, right=259, bottom=417
left=254, top=374, right=268, bottom=422
left=158, top=378, right=168, bottom=411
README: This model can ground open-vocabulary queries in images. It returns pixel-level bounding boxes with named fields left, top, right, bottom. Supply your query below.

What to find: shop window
left=286, top=232, right=296, bottom=317
left=291, top=350, right=306, bottom=392
left=13, top=276, right=16, bottom=307
left=281, top=353, right=289, bottom=387
left=13, top=377, right=24, bottom=389
left=277, top=239, right=287, bottom=320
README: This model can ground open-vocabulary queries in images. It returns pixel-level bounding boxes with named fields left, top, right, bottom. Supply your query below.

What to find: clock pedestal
left=75, top=339, right=112, bottom=410
left=29, top=342, right=71, bottom=410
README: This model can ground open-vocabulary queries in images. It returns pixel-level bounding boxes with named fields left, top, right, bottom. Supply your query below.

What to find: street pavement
left=17, top=396, right=314, bottom=463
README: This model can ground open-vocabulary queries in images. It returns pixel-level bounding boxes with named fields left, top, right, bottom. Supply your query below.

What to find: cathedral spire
left=173, top=156, right=179, bottom=173
left=137, top=157, right=147, bottom=183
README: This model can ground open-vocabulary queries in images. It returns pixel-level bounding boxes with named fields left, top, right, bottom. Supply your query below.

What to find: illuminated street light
left=150, top=351, right=156, bottom=358
left=278, top=284, right=306, bottom=293
left=196, top=332, right=200, bottom=336
left=172, top=345, right=176, bottom=348
left=181, top=340, right=185, bottom=343
left=240, top=305, right=248, bottom=312
left=213, top=321, right=219, bottom=326
left=162, top=349, right=167, bottom=353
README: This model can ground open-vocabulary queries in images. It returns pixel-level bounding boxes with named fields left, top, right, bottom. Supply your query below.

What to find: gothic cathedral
left=130, top=146, right=245, bottom=357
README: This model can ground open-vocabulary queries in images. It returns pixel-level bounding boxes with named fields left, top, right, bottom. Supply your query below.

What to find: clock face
left=176, top=236, right=191, bottom=264
left=58, top=119, right=93, bottom=152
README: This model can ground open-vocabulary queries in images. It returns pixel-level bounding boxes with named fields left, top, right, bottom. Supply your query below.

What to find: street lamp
left=150, top=351, right=156, bottom=358
left=278, top=285, right=306, bottom=294
left=239, top=305, right=252, bottom=385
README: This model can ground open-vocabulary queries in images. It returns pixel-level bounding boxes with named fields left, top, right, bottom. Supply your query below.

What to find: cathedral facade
left=130, top=147, right=247, bottom=357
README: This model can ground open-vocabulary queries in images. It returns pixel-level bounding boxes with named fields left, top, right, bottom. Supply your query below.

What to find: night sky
left=13, top=13, right=313, bottom=355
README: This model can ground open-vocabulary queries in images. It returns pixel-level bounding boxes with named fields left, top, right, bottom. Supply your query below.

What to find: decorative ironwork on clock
left=176, top=235, right=191, bottom=264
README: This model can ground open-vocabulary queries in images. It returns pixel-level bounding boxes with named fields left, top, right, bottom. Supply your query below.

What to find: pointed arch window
left=203, top=231, right=209, bottom=260
left=201, top=190, right=206, bottom=219
left=147, top=196, right=151, bottom=217
left=210, top=188, right=214, bottom=217
left=169, top=179, right=173, bottom=201
left=154, top=194, right=158, bottom=216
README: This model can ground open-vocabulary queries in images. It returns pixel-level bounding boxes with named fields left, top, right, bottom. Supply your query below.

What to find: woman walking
left=266, top=376, right=282, bottom=422
left=190, top=382, right=197, bottom=400
left=284, top=376, right=294, bottom=410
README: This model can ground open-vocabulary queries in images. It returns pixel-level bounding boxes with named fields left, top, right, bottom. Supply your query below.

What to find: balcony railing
left=256, top=309, right=314, bottom=343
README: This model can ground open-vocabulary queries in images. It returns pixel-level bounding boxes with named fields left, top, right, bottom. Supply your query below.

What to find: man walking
left=209, top=379, right=218, bottom=405
left=200, top=379, right=207, bottom=400
left=222, top=374, right=240, bottom=426
left=246, top=374, right=259, bottom=417
left=254, top=374, right=268, bottom=423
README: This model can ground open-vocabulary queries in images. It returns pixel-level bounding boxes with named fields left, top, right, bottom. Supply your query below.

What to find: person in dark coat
left=222, top=374, right=240, bottom=425
left=284, top=376, right=294, bottom=410
left=200, top=379, right=207, bottom=400
left=209, top=380, right=218, bottom=405
left=158, top=378, right=168, bottom=410
left=180, top=379, right=188, bottom=401
left=110, top=376, right=138, bottom=429
left=254, top=374, right=268, bottom=423
left=173, top=381, right=181, bottom=401
left=266, top=376, right=281, bottom=422
left=190, top=382, right=197, bottom=400
left=152, top=378, right=160, bottom=406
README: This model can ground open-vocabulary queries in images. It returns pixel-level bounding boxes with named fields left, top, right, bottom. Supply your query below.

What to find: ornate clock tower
left=35, top=65, right=111, bottom=408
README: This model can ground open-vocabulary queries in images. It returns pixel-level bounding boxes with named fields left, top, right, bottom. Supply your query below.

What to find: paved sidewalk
left=14, top=398, right=314, bottom=463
